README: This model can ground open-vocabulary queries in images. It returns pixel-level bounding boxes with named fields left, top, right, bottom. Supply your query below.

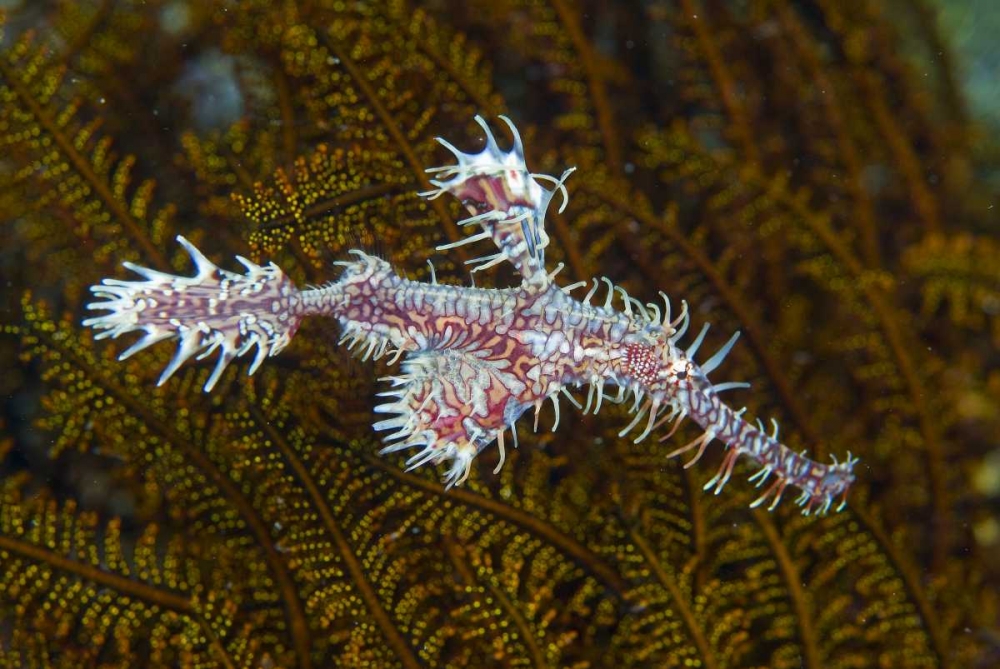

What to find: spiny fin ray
left=83, top=235, right=303, bottom=392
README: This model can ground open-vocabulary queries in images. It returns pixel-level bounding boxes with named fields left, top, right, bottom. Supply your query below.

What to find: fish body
left=84, top=117, right=857, bottom=514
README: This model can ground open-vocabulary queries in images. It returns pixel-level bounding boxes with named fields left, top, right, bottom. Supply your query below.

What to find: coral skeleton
left=84, top=116, right=857, bottom=514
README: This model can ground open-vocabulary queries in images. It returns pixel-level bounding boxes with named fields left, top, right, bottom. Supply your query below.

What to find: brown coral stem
left=315, top=31, right=468, bottom=255
left=678, top=0, right=760, bottom=166
left=358, top=451, right=632, bottom=600
left=0, top=57, right=167, bottom=268
left=35, top=323, right=314, bottom=668
left=550, top=0, right=623, bottom=171
left=250, top=402, right=424, bottom=669
left=625, top=522, right=720, bottom=669
left=754, top=511, right=821, bottom=669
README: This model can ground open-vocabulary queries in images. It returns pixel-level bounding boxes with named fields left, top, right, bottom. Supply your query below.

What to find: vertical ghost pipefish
left=83, top=116, right=858, bottom=515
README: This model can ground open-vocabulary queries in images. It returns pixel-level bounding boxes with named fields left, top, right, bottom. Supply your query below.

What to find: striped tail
left=83, top=236, right=305, bottom=392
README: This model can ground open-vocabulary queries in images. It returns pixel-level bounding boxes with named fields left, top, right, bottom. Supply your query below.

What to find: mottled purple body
left=84, top=116, right=857, bottom=514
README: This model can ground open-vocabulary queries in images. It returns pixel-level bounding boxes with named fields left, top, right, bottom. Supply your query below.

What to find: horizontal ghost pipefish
left=83, top=116, right=858, bottom=515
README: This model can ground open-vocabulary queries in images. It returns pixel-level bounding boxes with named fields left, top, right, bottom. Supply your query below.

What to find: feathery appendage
left=83, top=236, right=306, bottom=392
left=420, top=114, right=575, bottom=287
left=82, top=116, right=857, bottom=515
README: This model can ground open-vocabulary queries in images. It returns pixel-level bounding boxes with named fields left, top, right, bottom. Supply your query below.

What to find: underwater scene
left=0, top=0, right=997, bottom=667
